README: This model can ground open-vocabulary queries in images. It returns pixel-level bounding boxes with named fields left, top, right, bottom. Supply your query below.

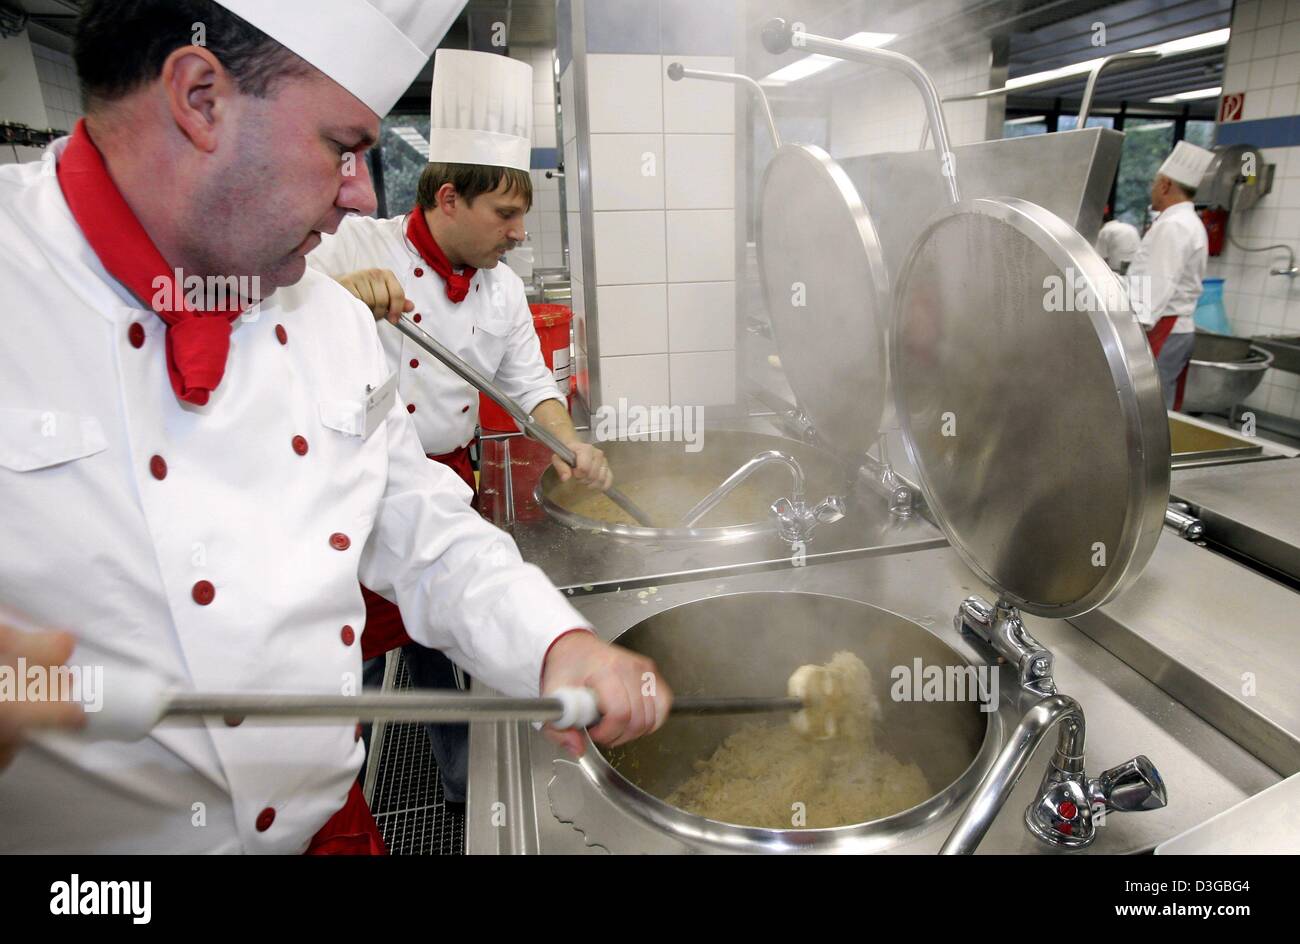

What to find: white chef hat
left=428, top=49, right=534, bottom=171
left=213, top=0, right=463, bottom=118
left=1158, top=141, right=1216, bottom=191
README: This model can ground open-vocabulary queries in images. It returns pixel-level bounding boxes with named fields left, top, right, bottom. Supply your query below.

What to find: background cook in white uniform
left=308, top=213, right=562, bottom=456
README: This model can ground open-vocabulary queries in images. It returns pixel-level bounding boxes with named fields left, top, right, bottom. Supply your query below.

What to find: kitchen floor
left=367, top=652, right=465, bottom=855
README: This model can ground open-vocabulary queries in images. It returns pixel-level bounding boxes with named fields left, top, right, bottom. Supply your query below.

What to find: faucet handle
left=814, top=495, right=846, bottom=524
left=1090, top=755, right=1168, bottom=813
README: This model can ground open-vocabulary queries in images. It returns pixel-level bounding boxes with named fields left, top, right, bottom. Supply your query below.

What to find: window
left=1112, top=119, right=1175, bottom=227
left=1184, top=120, right=1215, bottom=148
left=1056, top=115, right=1115, bottom=131
left=376, top=115, right=432, bottom=219
left=1003, top=115, right=1048, bottom=137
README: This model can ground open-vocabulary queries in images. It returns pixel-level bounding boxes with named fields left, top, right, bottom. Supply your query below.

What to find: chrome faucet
left=941, top=596, right=1168, bottom=853
left=678, top=450, right=844, bottom=546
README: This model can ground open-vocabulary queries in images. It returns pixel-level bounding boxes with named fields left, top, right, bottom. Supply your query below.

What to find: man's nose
left=506, top=218, right=527, bottom=243
left=338, top=153, right=378, bottom=218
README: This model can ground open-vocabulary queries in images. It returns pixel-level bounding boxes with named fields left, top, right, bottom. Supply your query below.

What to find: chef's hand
left=551, top=441, right=611, bottom=491
left=540, top=630, right=672, bottom=758
left=1, top=622, right=86, bottom=772
left=335, top=269, right=413, bottom=325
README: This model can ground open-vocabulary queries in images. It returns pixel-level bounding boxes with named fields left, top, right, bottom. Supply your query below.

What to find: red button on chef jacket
left=192, top=580, right=215, bottom=605
left=275, top=324, right=288, bottom=345
left=128, top=322, right=145, bottom=348
left=329, top=533, right=351, bottom=551
left=256, top=807, right=276, bottom=832
left=292, top=435, right=309, bottom=456
left=149, top=455, right=167, bottom=480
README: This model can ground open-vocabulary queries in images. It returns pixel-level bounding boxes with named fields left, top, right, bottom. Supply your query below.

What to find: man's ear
left=160, top=46, right=232, bottom=154
left=436, top=182, right=460, bottom=217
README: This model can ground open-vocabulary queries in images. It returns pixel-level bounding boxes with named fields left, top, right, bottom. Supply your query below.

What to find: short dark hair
left=75, top=0, right=313, bottom=111
left=416, top=162, right=533, bottom=211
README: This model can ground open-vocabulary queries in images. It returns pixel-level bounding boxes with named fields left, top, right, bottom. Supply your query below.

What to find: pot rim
left=572, top=590, right=1005, bottom=852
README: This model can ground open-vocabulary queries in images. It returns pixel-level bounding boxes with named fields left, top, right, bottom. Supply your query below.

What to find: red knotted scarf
left=57, top=120, right=243, bottom=406
left=405, top=207, right=476, bottom=303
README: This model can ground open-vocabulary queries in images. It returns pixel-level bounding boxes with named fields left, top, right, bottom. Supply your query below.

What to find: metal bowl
left=567, top=592, right=1001, bottom=853
left=535, top=430, right=851, bottom=542
left=1183, top=332, right=1274, bottom=415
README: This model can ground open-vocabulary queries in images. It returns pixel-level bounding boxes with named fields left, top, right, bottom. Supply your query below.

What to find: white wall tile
left=593, top=210, right=666, bottom=284
left=668, top=281, right=735, bottom=352
left=1223, top=61, right=1250, bottom=92
left=662, top=56, right=735, bottom=133
left=598, top=354, right=670, bottom=409
left=1254, top=26, right=1282, bottom=61
left=670, top=351, right=735, bottom=407
left=1259, top=0, right=1287, bottom=27
left=1276, top=50, right=1300, bottom=88
left=534, top=122, right=557, bottom=149
left=1236, top=0, right=1261, bottom=30
left=665, top=210, right=735, bottom=281
left=596, top=283, right=668, bottom=355
left=587, top=54, right=662, bottom=134
left=1288, top=0, right=1300, bottom=20
left=589, top=134, right=664, bottom=210
left=664, top=134, right=734, bottom=209
left=1248, top=58, right=1276, bottom=91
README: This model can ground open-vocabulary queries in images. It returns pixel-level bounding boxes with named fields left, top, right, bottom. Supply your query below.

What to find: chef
left=307, top=49, right=610, bottom=804
left=1095, top=205, right=1141, bottom=274
left=0, top=0, right=670, bottom=854
left=1128, top=141, right=1214, bottom=410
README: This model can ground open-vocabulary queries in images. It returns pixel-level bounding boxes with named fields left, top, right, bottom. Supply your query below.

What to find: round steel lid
left=892, top=197, right=1169, bottom=618
left=757, top=144, right=890, bottom=463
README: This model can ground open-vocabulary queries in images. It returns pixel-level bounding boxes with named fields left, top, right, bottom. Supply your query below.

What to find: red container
left=479, top=303, right=574, bottom=433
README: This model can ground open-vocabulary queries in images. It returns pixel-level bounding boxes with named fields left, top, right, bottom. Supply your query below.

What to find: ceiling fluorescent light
left=761, top=31, right=898, bottom=85
left=1003, top=28, right=1231, bottom=93
left=1150, top=86, right=1222, bottom=103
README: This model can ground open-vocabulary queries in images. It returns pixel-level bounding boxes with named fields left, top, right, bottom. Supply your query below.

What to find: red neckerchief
left=57, top=120, right=243, bottom=406
left=405, top=207, right=476, bottom=303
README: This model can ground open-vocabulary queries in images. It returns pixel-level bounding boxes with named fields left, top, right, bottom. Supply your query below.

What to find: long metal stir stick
left=165, top=691, right=801, bottom=724
left=395, top=314, right=656, bottom=527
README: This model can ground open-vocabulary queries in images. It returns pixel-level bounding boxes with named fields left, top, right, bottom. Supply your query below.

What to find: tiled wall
left=32, top=44, right=83, bottom=135
left=1210, top=0, right=1300, bottom=422
left=829, top=42, right=995, bottom=158
left=560, top=0, right=739, bottom=415
left=510, top=45, right=565, bottom=273
left=0, top=31, right=52, bottom=164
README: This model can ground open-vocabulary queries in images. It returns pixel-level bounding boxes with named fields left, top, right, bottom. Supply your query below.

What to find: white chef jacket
left=1095, top=219, right=1141, bottom=272
left=0, top=140, right=590, bottom=853
left=1127, top=201, right=1207, bottom=334
left=307, top=214, right=562, bottom=455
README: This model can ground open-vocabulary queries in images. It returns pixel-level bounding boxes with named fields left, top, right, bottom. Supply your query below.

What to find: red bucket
left=479, top=303, right=573, bottom=433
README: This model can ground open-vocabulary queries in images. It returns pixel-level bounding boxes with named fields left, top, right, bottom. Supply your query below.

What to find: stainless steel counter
left=1075, top=525, right=1300, bottom=778
left=466, top=546, right=1279, bottom=854
left=1170, top=456, right=1300, bottom=582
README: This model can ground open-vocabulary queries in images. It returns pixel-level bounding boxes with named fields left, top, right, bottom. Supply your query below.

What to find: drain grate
left=368, top=652, right=465, bottom=855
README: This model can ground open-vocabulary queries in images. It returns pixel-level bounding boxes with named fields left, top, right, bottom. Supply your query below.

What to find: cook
left=1095, top=204, right=1140, bottom=274
left=306, top=49, right=611, bottom=804
left=0, top=0, right=670, bottom=854
left=1128, top=141, right=1214, bottom=410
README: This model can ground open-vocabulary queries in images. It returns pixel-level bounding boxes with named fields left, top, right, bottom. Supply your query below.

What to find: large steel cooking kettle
left=549, top=592, right=1002, bottom=853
